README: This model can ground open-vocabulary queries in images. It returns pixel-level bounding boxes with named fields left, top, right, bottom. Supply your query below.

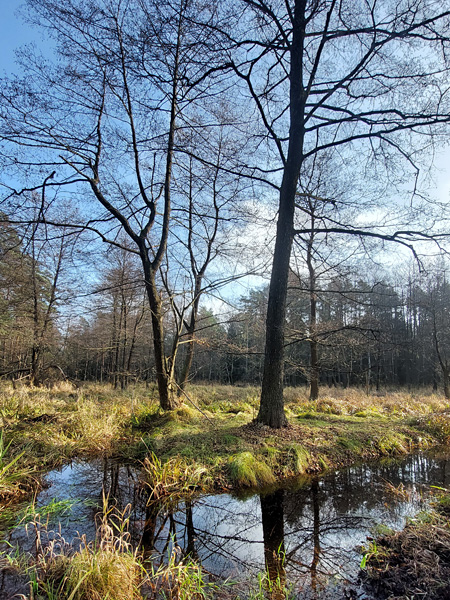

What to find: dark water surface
left=2, top=449, right=450, bottom=599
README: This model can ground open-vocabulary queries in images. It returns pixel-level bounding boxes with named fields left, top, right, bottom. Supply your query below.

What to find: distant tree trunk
left=30, top=220, right=65, bottom=386
left=177, top=275, right=202, bottom=393
left=176, top=153, right=221, bottom=395
left=432, top=306, right=450, bottom=399
left=306, top=227, right=319, bottom=401
left=366, top=351, right=371, bottom=395
left=178, top=328, right=195, bottom=393
left=126, top=298, right=145, bottom=386
left=443, top=366, right=450, bottom=400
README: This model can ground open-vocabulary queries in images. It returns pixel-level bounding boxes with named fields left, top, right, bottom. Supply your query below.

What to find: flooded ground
left=2, top=449, right=450, bottom=599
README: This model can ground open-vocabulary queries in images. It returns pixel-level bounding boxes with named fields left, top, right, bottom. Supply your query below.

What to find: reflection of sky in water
left=8, top=459, right=142, bottom=553
left=4, top=449, right=450, bottom=599
left=150, top=450, right=450, bottom=598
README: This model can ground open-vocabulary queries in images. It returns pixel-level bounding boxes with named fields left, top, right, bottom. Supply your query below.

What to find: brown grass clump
left=363, top=507, right=450, bottom=599
left=27, top=503, right=145, bottom=600
left=141, top=452, right=210, bottom=506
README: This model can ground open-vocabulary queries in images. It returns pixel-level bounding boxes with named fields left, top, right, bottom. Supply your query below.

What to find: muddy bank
left=363, top=492, right=450, bottom=599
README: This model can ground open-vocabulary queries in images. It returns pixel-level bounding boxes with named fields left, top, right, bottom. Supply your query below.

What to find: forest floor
left=1, top=381, right=450, bottom=508
left=1, top=382, right=450, bottom=599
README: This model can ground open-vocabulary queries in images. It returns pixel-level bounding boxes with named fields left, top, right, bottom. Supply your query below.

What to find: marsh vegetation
left=1, top=382, right=450, bottom=598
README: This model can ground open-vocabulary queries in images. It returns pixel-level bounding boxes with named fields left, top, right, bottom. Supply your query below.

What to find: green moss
left=296, top=411, right=319, bottom=420
left=228, top=452, right=276, bottom=488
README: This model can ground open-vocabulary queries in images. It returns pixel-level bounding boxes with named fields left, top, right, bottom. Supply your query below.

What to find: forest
left=2, top=215, right=450, bottom=397
left=1, top=0, right=450, bottom=424
left=2, top=0, right=450, bottom=599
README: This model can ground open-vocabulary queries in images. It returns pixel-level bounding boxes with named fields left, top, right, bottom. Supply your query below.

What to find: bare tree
left=218, top=0, right=450, bottom=426
left=0, top=0, right=233, bottom=408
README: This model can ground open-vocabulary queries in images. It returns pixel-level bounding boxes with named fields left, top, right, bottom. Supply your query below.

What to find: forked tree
left=0, top=0, right=235, bottom=408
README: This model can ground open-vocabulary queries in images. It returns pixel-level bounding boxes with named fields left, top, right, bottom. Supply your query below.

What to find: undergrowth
left=0, top=381, right=449, bottom=508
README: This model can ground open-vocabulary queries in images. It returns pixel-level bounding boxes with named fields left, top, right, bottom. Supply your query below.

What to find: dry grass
left=1, top=381, right=450, bottom=507
left=363, top=502, right=450, bottom=599
left=7, top=499, right=221, bottom=600
left=22, top=503, right=145, bottom=600
left=140, top=452, right=211, bottom=506
left=284, top=386, right=450, bottom=418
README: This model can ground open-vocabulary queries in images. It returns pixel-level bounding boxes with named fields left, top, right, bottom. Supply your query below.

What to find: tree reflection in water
left=260, top=489, right=286, bottom=597
left=139, top=451, right=450, bottom=598
left=11, top=451, right=449, bottom=599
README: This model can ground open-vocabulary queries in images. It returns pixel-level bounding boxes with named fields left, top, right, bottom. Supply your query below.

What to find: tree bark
left=257, top=0, right=307, bottom=427
left=142, top=256, right=179, bottom=410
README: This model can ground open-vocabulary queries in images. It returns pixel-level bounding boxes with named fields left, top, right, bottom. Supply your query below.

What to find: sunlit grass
left=228, top=451, right=276, bottom=488
left=141, top=452, right=211, bottom=506
left=16, top=502, right=144, bottom=600
left=0, top=379, right=449, bottom=598
left=0, top=381, right=449, bottom=508
left=0, top=431, right=33, bottom=503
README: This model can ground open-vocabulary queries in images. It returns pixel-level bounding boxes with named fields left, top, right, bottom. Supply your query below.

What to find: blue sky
left=0, top=1, right=40, bottom=75
left=1, top=0, right=449, bottom=206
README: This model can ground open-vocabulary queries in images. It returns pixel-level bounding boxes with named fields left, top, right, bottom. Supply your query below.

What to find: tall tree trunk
left=257, top=0, right=307, bottom=427
left=142, top=257, right=179, bottom=411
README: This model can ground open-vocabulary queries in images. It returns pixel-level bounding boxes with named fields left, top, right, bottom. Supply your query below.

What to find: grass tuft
left=141, top=452, right=209, bottom=506
left=228, top=452, right=276, bottom=488
left=24, top=502, right=143, bottom=600
left=0, top=431, right=31, bottom=502
left=283, top=444, right=311, bottom=476
left=376, top=432, right=409, bottom=455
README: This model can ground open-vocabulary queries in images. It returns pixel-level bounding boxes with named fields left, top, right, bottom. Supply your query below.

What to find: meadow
left=1, top=382, right=450, bottom=599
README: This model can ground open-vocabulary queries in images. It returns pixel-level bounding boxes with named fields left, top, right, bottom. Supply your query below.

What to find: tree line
left=2, top=213, right=450, bottom=399
left=1, top=0, right=450, bottom=427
